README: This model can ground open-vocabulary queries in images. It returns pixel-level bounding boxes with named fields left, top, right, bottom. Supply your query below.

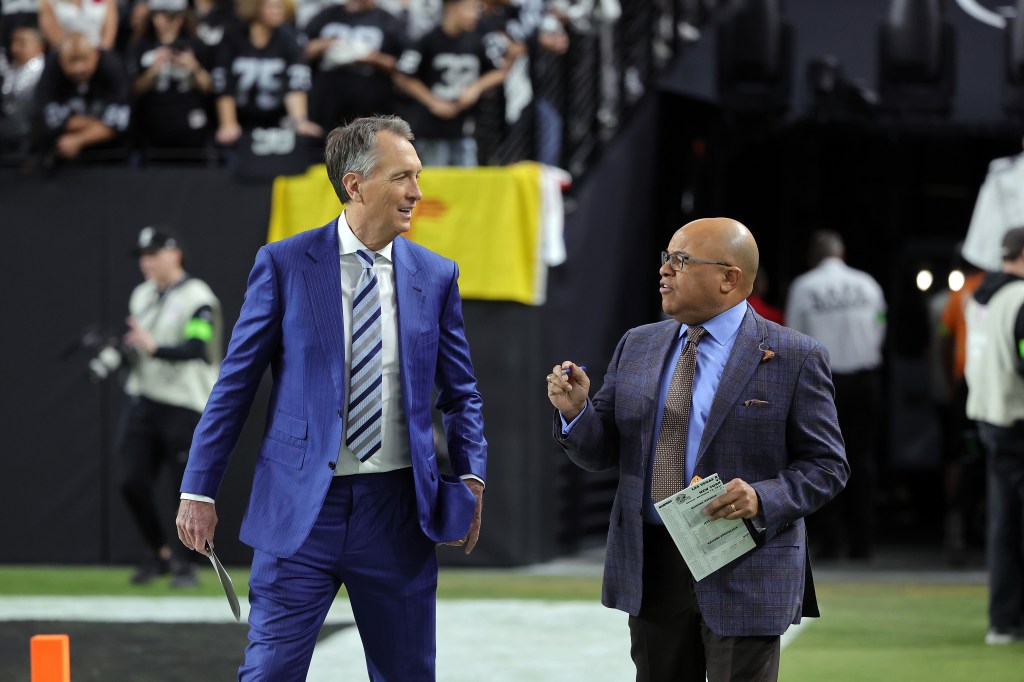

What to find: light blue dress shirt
left=642, top=302, right=746, bottom=522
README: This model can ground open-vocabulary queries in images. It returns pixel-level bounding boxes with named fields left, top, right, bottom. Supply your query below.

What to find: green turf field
left=0, top=566, right=604, bottom=600
left=2, top=566, right=1021, bottom=681
left=780, top=582, right=1023, bottom=682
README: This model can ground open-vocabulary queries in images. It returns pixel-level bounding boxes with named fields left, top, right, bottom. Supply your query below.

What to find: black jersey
left=35, top=49, right=130, bottom=140
left=212, top=25, right=310, bottom=128
left=303, top=5, right=405, bottom=128
left=127, top=35, right=211, bottom=143
left=396, top=26, right=501, bottom=139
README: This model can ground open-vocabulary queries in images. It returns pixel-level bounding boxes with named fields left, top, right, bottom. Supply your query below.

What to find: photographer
left=126, top=0, right=214, bottom=157
left=119, top=226, right=221, bottom=587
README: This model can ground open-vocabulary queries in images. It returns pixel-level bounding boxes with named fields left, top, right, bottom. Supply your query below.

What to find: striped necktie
left=346, top=249, right=383, bottom=462
left=651, top=325, right=708, bottom=502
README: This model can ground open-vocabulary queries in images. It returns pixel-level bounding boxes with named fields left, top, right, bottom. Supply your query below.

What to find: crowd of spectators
left=0, top=0, right=618, bottom=170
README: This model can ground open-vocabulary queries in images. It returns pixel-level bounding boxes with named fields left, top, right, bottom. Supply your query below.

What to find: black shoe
left=130, top=557, right=170, bottom=585
left=169, top=560, right=198, bottom=589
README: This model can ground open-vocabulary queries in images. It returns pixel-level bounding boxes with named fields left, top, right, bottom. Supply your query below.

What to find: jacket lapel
left=392, top=236, right=424, bottom=381
left=696, top=306, right=764, bottom=460
left=303, top=221, right=346, bottom=411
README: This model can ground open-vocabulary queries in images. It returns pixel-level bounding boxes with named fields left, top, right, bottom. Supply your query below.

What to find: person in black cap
left=118, top=225, right=222, bottom=587
left=965, top=225, right=1024, bottom=645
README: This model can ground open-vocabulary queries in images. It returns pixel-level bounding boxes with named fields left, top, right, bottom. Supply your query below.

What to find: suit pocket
left=265, top=410, right=308, bottom=447
left=417, top=325, right=440, bottom=348
left=261, top=410, right=308, bottom=469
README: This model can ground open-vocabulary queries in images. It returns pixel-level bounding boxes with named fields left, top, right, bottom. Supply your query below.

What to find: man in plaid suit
left=547, top=217, right=848, bottom=682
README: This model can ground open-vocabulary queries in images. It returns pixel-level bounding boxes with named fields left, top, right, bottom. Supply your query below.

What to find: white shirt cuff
left=180, top=492, right=215, bottom=504
left=460, top=474, right=485, bottom=488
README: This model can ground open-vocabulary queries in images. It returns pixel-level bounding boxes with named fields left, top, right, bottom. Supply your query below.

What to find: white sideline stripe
left=307, top=600, right=634, bottom=682
left=0, top=597, right=809, bottom=682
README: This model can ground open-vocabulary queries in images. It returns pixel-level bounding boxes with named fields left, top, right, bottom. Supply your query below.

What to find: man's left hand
left=443, top=479, right=484, bottom=555
left=704, top=478, right=759, bottom=520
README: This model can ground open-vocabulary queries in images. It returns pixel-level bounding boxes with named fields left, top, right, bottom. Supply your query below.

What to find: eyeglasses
left=660, top=250, right=732, bottom=272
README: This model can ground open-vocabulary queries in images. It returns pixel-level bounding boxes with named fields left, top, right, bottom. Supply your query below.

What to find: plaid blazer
left=555, top=305, right=848, bottom=637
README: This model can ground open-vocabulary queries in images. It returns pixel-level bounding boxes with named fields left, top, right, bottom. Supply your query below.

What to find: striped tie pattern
left=346, top=249, right=383, bottom=462
left=651, top=325, right=708, bottom=502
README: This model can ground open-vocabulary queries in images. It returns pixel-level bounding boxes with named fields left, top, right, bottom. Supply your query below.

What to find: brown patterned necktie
left=651, top=325, right=708, bottom=502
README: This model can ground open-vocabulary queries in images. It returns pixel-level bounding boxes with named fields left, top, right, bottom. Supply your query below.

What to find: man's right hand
left=176, top=499, right=218, bottom=554
left=546, top=362, right=590, bottom=421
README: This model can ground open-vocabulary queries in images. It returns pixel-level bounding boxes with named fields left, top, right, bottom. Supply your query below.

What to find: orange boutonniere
left=759, top=342, right=775, bottom=363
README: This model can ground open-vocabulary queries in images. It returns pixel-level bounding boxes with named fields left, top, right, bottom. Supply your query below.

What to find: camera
left=62, top=325, right=137, bottom=383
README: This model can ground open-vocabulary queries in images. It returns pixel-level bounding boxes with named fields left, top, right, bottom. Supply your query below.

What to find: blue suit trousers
left=239, top=469, right=438, bottom=681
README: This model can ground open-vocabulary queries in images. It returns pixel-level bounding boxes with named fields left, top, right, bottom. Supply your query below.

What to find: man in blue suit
left=547, top=217, right=848, bottom=682
left=175, top=115, right=487, bottom=681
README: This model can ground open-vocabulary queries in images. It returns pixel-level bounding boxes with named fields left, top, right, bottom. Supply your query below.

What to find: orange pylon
left=30, top=634, right=70, bottom=682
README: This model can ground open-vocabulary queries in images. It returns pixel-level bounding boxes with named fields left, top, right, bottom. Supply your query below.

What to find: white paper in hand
left=654, top=473, right=756, bottom=581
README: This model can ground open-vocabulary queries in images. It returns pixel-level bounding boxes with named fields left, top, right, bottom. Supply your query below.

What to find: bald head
left=659, top=217, right=760, bottom=325
left=679, top=217, right=759, bottom=294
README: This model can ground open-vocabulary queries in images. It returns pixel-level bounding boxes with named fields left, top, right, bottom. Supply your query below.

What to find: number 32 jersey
left=396, top=27, right=502, bottom=139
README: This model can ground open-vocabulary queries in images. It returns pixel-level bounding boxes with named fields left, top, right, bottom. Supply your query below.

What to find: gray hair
left=324, top=116, right=415, bottom=203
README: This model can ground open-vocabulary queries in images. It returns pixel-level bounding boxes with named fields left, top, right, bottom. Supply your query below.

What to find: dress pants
left=239, top=468, right=438, bottom=681
left=119, top=396, right=200, bottom=563
left=978, top=422, right=1024, bottom=633
left=629, top=524, right=780, bottom=682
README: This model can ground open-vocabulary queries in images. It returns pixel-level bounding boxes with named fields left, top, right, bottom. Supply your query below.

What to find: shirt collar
left=679, top=300, right=747, bottom=346
left=337, top=211, right=394, bottom=262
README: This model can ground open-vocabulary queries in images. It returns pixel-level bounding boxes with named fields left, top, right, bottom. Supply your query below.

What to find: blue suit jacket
left=182, top=220, right=487, bottom=557
left=556, top=306, right=848, bottom=637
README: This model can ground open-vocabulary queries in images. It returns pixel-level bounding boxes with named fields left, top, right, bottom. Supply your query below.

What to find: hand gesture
left=546, top=362, right=589, bottom=421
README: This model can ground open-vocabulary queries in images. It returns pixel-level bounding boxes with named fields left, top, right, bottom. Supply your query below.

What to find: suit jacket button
left=328, top=461, right=336, bottom=470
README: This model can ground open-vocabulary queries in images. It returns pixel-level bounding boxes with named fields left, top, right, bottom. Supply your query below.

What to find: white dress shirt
left=334, top=212, right=411, bottom=475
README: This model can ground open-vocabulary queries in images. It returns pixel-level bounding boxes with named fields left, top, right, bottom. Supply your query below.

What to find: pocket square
left=743, top=399, right=769, bottom=407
